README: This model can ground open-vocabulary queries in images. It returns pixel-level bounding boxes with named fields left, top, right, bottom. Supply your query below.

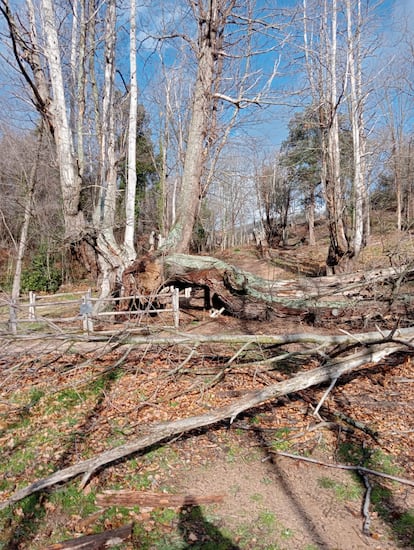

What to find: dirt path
left=173, top=437, right=399, bottom=550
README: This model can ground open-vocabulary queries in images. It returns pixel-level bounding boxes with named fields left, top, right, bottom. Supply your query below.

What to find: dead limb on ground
left=1, top=327, right=413, bottom=511
left=45, top=523, right=133, bottom=549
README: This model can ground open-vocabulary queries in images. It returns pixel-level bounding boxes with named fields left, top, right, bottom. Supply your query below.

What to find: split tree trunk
left=119, top=251, right=414, bottom=324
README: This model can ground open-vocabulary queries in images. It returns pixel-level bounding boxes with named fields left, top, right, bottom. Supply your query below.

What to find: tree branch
left=0, top=341, right=403, bottom=510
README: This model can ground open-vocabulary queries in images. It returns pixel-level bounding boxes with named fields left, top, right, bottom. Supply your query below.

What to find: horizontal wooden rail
left=4, top=287, right=186, bottom=334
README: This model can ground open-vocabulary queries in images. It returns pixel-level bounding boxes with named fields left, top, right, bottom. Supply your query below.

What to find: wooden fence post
left=9, top=300, right=17, bottom=334
left=29, top=291, right=36, bottom=320
left=172, top=287, right=179, bottom=328
left=80, top=290, right=94, bottom=334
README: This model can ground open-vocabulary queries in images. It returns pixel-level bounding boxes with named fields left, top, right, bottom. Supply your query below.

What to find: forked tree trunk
left=322, top=0, right=350, bottom=274
left=161, top=0, right=236, bottom=254
left=161, top=26, right=215, bottom=253
left=92, top=0, right=125, bottom=303
left=346, top=0, right=369, bottom=261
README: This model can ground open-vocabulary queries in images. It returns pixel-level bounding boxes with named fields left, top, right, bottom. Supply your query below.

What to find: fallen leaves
left=1, top=333, right=414, bottom=548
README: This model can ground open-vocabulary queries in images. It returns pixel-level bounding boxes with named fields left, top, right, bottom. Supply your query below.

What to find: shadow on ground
left=178, top=504, right=240, bottom=549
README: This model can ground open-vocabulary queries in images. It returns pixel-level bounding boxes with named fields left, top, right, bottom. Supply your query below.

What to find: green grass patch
left=368, top=449, right=402, bottom=476
left=0, top=494, right=45, bottom=547
left=317, top=476, right=363, bottom=501
left=337, top=442, right=401, bottom=476
left=42, top=388, right=88, bottom=417
left=249, top=414, right=261, bottom=425
left=270, top=427, right=292, bottom=451
left=393, top=510, right=414, bottom=546
left=28, top=387, right=45, bottom=407
left=49, top=483, right=98, bottom=516
left=258, top=510, right=277, bottom=529
left=0, top=447, right=36, bottom=477
left=371, top=485, right=414, bottom=546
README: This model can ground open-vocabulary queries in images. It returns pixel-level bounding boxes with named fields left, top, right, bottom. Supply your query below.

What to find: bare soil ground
left=1, top=233, right=414, bottom=549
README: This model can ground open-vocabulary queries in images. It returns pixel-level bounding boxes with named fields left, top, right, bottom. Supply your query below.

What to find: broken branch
left=269, top=451, right=414, bottom=487
left=0, top=341, right=402, bottom=510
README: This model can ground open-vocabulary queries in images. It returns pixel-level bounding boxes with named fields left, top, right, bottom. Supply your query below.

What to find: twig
left=163, top=345, right=198, bottom=377
left=359, top=470, right=372, bottom=535
left=333, top=412, right=379, bottom=441
left=227, top=341, right=252, bottom=365
left=268, top=450, right=414, bottom=487
left=313, top=376, right=338, bottom=417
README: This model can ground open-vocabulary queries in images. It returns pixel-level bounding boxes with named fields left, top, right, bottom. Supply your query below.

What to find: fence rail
left=3, top=287, right=184, bottom=334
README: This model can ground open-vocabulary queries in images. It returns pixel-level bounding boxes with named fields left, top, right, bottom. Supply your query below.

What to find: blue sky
left=0, top=0, right=411, bottom=148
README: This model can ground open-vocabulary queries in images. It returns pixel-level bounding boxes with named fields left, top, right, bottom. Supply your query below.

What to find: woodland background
left=1, top=1, right=414, bottom=549
left=0, top=0, right=413, bottom=294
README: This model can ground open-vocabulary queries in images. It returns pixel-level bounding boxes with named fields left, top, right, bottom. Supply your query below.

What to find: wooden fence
left=3, top=287, right=186, bottom=334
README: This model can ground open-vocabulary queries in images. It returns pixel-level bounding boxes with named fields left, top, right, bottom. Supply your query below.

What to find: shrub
left=21, top=248, right=61, bottom=293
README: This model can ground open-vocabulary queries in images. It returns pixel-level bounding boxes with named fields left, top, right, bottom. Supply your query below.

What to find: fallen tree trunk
left=0, top=341, right=403, bottom=511
left=131, top=253, right=414, bottom=321
left=5, top=325, right=414, bottom=346
left=165, top=254, right=414, bottom=299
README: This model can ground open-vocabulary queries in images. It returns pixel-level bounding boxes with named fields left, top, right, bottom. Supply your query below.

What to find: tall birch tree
left=301, top=0, right=374, bottom=272
left=345, top=0, right=370, bottom=258
left=124, top=0, right=138, bottom=261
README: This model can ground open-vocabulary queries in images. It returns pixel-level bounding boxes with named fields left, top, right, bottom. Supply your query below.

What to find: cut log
left=45, top=523, right=133, bottom=549
left=96, top=490, right=225, bottom=508
left=0, top=340, right=402, bottom=511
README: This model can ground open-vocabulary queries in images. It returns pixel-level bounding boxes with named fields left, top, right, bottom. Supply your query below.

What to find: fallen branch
left=45, top=523, right=133, bottom=549
left=313, top=376, right=338, bottom=417
left=268, top=451, right=414, bottom=487
left=96, top=490, right=225, bottom=508
left=332, top=411, right=379, bottom=441
left=360, top=472, right=372, bottom=535
left=0, top=342, right=403, bottom=510
left=4, top=325, right=414, bottom=346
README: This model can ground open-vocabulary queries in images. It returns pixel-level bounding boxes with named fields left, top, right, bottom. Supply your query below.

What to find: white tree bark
left=161, top=0, right=238, bottom=254
left=346, top=0, right=368, bottom=260
left=40, top=0, right=84, bottom=242
left=124, top=0, right=138, bottom=261
left=161, top=21, right=215, bottom=252
left=93, top=0, right=123, bottom=302
left=11, top=138, right=41, bottom=301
